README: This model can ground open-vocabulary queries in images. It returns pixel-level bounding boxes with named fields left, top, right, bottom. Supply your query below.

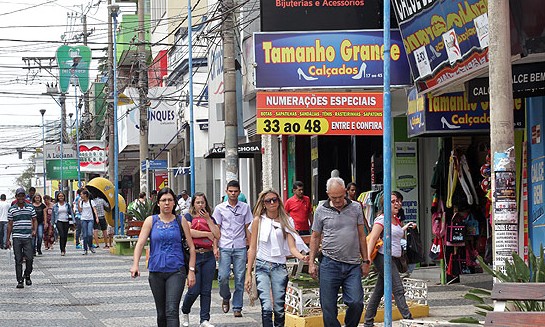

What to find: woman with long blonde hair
left=245, top=189, right=309, bottom=327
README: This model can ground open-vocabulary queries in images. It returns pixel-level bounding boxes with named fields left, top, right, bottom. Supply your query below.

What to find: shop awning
left=204, top=141, right=261, bottom=159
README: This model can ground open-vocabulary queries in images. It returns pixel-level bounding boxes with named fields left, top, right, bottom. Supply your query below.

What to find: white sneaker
left=182, top=313, right=189, bottom=327
left=200, top=321, right=214, bottom=327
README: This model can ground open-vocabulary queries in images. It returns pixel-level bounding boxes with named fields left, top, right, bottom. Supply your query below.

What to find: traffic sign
left=141, top=160, right=168, bottom=171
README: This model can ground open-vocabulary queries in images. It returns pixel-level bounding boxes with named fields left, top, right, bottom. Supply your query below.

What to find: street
left=0, top=243, right=488, bottom=327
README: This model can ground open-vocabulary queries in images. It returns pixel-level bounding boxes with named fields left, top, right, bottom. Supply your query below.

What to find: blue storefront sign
left=254, top=30, right=411, bottom=89
left=392, top=0, right=490, bottom=93
left=407, top=91, right=525, bottom=137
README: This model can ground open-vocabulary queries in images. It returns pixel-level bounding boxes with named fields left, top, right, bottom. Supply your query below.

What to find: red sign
left=256, top=92, right=383, bottom=136
left=148, top=50, right=168, bottom=88
left=155, top=172, right=168, bottom=190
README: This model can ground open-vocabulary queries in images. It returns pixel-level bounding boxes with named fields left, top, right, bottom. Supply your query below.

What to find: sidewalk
left=0, top=244, right=491, bottom=327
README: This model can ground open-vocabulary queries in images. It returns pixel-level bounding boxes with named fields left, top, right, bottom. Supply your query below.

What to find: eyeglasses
left=159, top=198, right=175, bottom=203
left=263, top=197, right=279, bottom=204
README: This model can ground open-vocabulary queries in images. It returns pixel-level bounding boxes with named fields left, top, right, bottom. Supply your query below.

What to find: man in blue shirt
left=7, top=187, right=37, bottom=289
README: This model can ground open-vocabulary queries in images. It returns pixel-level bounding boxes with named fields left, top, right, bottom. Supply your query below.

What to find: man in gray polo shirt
left=7, top=187, right=37, bottom=289
left=308, top=177, right=370, bottom=327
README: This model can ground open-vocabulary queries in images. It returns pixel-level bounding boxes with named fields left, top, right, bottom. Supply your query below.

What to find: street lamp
left=109, top=3, right=120, bottom=235
left=40, top=109, right=46, bottom=195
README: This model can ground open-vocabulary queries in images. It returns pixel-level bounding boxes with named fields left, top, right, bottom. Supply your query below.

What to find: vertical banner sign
left=392, top=0, right=489, bottom=94
left=155, top=172, right=168, bottom=190
left=522, top=142, right=529, bottom=262
left=394, top=142, right=419, bottom=223
left=493, top=151, right=518, bottom=272
left=56, top=45, right=92, bottom=93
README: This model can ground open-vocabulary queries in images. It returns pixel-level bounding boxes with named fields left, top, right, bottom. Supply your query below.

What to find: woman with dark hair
left=131, top=187, right=196, bottom=327
left=181, top=192, right=220, bottom=327
left=43, top=195, right=55, bottom=251
left=51, top=192, right=74, bottom=256
left=245, top=189, right=309, bottom=327
left=346, top=182, right=358, bottom=201
left=31, top=194, right=46, bottom=255
left=78, top=190, right=98, bottom=255
left=364, top=192, right=415, bottom=327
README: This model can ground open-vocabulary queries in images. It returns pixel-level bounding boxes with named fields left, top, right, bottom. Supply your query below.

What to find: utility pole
left=222, top=0, right=238, bottom=183
left=138, top=0, right=149, bottom=193
left=107, top=0, right=115, bottom=182
left=489, top=1, right=517, bottom=273
left=82, top=14, right=91, bottom=139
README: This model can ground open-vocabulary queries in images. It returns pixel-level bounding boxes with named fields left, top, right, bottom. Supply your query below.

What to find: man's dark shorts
left=94, top=217, right=108, bottom=231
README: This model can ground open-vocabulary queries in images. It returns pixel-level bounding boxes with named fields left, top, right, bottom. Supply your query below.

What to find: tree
left=14, top=155, right=36, bottom=194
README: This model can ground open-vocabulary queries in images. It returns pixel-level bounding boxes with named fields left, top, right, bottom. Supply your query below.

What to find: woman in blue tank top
left=131, top=188, right=196, bottom=326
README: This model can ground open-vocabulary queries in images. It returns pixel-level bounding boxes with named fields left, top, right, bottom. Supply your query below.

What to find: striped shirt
left=7, top=203, right=37, bottom=239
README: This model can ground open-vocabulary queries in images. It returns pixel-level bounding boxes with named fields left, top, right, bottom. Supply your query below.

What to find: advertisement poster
left=256, top=92, right=383, bottom=136
left=494, top=171, right=517, bottom=223
left=254, top=30, right=410, bottom=89
left=394, top=142, right=419, bottom=223
left=392, top=0, right=489, bottom=93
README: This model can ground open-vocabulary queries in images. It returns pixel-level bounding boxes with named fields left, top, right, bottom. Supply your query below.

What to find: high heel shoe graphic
left=441, top=116, right=460, bottom=129
left=297, top=68, right=318, bottom=81
left=352, top=62, right=367, bottom=80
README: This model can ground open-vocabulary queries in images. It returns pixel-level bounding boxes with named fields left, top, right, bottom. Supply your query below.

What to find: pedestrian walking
left=7, top=187, right=37, bottom=288
left=0, top=194, right=11, bottom=249
left=74, top=188, right=83, bottom=249
left=31, top=194, right=46, bottom=255
left=51, top=192, right=74, bottom=256
left=43, top=195, right=55, bottom=251
left=308, top=177, right=370, bottom=327
left=213, top=180, right=253, bottom=317
left=245, top=189, right=309, bottom=327
left=93, top=196, right=110, bottom=249
left=78, top=190, right=98, bottom=255
left=181, top=192, right=220, bottom=327
left=284, top=181, right=313, bottom=236
left=364, top=192, right=414, bottom=327
left=131, top=187, right=196, bottom=327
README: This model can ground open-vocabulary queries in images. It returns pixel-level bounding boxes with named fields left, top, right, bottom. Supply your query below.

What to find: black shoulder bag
left=176, top=215, right=191, bottom=274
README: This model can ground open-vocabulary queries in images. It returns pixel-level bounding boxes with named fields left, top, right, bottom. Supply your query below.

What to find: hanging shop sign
left=260, top=0, right=387, bottom=32
left=392, top=0, right=489, bottom=94
left=204, top=141, right=262, bottom=159
left=56, top=45, right=92, bottom=93
left=407, top=90, right=525, bottom=137
left=394, top=142, right=419, bottom=224
left=465, top=62, right=545, bottom=103
left=79, top=140, right=107, bottom=173
left=253, top=30, right=411, bottom=89
left=256, top=91, right=383, bottom=136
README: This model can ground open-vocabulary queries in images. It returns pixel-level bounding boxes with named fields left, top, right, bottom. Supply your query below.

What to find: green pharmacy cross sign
left=56, top=45, right=92, bottom=93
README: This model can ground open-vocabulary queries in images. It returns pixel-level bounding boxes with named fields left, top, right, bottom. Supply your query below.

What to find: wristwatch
left=361, top=259, right=371, bottom=265
left=189, top=267, right=195, bottom=272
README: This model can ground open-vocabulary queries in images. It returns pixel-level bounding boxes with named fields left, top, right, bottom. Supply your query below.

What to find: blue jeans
left=181, top=251, right=216, bottom=322
left=0, top=221, right=7, bottom=249
left=34, top=223, right=44, bottom=253
left=319, top=256, right=364, bottom=327
left=13, top=237, right=33, bottom=282
left=364, top=253, right=412, bottom=327
left=218, top=247, right=247, bottom=312
left=149, top=270, right=186, bottom=327
left=75, top=216, right=82, bottom=245
left=255, top=259, right=289, bottom=327
left=81, top=220, right=94, bottom=251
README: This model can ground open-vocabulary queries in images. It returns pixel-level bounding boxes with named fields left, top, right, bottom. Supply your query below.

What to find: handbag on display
left=429, top=236, right=443, bottom=261
left=446, top=212, right=467, bottom=246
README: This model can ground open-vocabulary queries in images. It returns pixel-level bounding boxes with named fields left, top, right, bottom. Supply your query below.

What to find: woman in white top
left=364, top=192, right=415, bottom=327
left=52, top=192, right=74, bottom=256
left=78, top=190, right=99, bottom=255
left=245, top=189, right=309, bottom=327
